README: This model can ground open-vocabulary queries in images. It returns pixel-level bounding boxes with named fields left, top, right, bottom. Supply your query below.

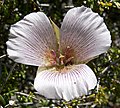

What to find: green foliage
left=0, top=0, right=120, bottom=107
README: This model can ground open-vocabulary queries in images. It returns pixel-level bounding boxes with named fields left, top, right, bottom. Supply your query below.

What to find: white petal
left=34, top=64, right=97, bottom=101
left=6, top=12, right=57, bottom=66
left=60, top=6, right=111, bottom=63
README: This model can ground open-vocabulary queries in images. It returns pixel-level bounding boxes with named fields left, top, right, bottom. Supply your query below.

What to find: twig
left=97, top=58, right=120, bottom=91
left=0, top=63, right=17, bottom=93
left=78, top=102, right=94, bottom=106
left=112, top=79, right=120, bottom=84
left=15, top=92, right=39, bottom=101
left=0, top=54, right=7, bottom=59
left=34, top=0, right=49, bottom=8
left=64, top=5, right=74, bottom=8
left=38, top=3, right=50, bottom=7
left=5, top=63, right=17, bottom=82
left=4, top=104, right=9, bottom=108
left=5, top=102, right=34, bottom=107
left=19, top=102, right=33, bottom=106
left=101, top=58, right=120, bottom=74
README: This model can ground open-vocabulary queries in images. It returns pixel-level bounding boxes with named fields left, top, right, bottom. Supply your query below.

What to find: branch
left=0, top=63, right=17, bottom=93
left=0, top=54, right=7, bottom=59
left=18, top=102, right=33, bottom=106
left=78, top=102, right=94, bottom=106
left=112, top=79, right=120, bottom=84
left=96, top=58, right=120, bottom=90
left=101, top=58, right=120, bottom=74
left=15, top=92, right=39, bottom=101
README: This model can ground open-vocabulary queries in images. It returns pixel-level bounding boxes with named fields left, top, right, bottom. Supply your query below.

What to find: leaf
left=0, top=95, right=6, bottom=106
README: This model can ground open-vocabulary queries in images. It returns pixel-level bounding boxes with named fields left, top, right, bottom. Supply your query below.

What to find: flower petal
left=34, top=64, right=97, bottom=101
left=60, top=6, right=111, bottom=63
left=6, top=12, right=57, bottom=66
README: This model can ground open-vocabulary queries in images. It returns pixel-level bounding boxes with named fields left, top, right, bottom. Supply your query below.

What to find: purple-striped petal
left=60, top=6, right=111, bottom=63
left=6, top=12, right=57, bottom=66
left=34, top=64, right=97, bottom=101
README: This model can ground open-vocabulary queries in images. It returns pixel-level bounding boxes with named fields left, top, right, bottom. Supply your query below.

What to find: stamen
left=51, top=50, right=56, bottom=57
left=63, top=46, right=75, bottom=66
left=45, top=49, right=57, bottom=66
left=45, top=46, right=75, bottom=70
left=65, top=56, right=74, bottom=64
left=59, top=54, right=65, bottom=65
left=67, top=46, right=70, bottom=49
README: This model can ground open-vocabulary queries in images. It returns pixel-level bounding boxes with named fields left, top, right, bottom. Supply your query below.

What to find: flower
left=9, top=100, right=15, bottom=106
left=6, top=6, right=111, bottom=101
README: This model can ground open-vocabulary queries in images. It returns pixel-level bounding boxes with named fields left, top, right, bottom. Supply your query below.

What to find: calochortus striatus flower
left=6, top=6, right=111, bottom=101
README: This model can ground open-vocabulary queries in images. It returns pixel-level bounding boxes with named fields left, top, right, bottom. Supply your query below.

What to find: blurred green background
left=0, top=0, right=120, bottom=107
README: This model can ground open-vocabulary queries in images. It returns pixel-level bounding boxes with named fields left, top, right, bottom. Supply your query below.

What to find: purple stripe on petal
left=34, top=64, right=97, bottom=101
left=60, top=6, right=111, bottom=63
left=7, top=12, right=57, bottom=66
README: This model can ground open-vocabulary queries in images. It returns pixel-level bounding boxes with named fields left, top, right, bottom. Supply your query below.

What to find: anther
left=67, top=46, right=70, bottom=49
left=65, top=56, right=74, bottom=64
left=59, top=54, right=65, bottom=65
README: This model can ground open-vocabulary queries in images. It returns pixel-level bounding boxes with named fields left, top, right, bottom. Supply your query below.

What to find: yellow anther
left=59, top=54, right=65, bottom=59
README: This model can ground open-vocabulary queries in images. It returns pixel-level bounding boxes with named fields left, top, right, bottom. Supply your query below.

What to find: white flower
left=9, top=100, right=15, bottom=106
left=6, top=6, right=111, bottom=101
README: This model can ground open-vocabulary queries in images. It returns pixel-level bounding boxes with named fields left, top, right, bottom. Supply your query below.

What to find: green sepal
left=49, top=18, right=60, bottom=43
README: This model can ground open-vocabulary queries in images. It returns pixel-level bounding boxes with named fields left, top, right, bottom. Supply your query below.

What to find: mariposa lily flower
left=6, top=6, right=111, bottom=101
